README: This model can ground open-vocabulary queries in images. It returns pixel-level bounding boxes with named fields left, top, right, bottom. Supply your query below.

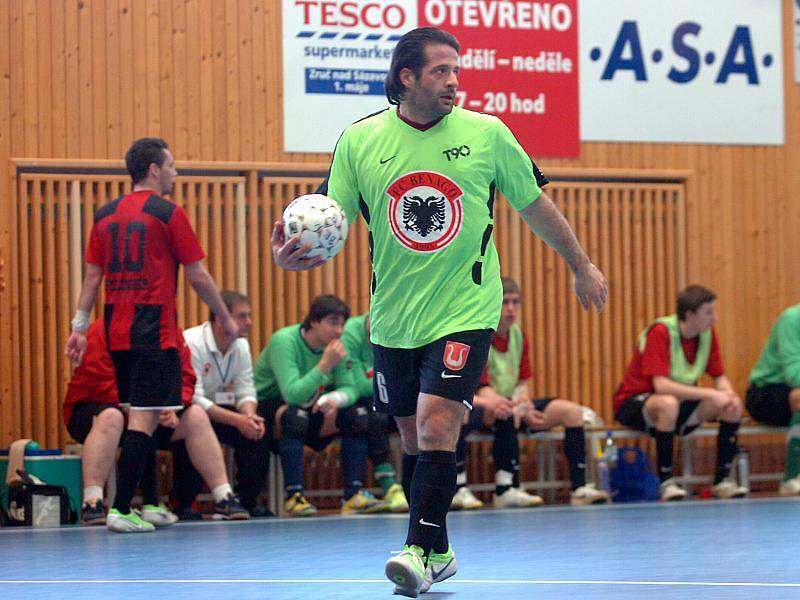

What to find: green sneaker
left=420, top=544, right=457, bottom=593
left=141, top=503, right=178, bottom=527
left=385, top=483, right=409, bottom=513
left=106, top=508, right=156, bottom=533
left=386, top=544, right=426, bottom=598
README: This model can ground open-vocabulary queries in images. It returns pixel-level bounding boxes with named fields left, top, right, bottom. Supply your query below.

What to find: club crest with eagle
left=386, top=171, right=463, bottom=252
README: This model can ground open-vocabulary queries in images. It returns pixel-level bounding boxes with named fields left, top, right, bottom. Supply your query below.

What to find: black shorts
left=372, top=329, right=493, bottom=417
left=111, top=348, right=182, bottom=410
left=746, top=383, right=792, bottom=427
left=66, top=403, right=124, bottom=443
left=615, top=393, right=702, bottom=436
left=66, top=402, right=178, bottom=449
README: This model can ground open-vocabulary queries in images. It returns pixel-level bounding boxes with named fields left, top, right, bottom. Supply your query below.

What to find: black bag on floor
left=6, top=469, right=74, bottom=526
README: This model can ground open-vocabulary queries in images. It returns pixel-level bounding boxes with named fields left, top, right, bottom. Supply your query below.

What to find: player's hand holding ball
left=272, top=194, right=348, bottom=271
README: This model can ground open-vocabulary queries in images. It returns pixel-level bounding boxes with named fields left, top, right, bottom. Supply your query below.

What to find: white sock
left=83, top=486, right=103, bottom=503
left=495, top=470, right=513, bottom=487
left=212, top=483, right=233, bottom=503
left=456, top=472, right=467, bottom=486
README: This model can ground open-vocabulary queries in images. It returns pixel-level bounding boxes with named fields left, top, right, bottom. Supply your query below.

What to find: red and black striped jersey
left=86, top=190, right=205, bottom=350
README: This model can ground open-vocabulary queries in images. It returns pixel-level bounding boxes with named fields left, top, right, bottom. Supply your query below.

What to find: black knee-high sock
left=655, top=430, right=675, bottom=483
left=405, top=451, right=456, bottom=555
left=401, top=453, right=419, bottom=501
left=492, top=417, right=518, bottom=495
left=564, top=426, right=587, bottom=490
left=715, top=421, right=740, bottom=484
left=113, top=430, right=153, bottom=513
left=139, top=442, right=159, bottom=506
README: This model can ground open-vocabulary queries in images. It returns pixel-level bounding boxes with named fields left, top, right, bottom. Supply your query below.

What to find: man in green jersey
left=272, top=28, right=606, bottom=597
left=254, top=295, right=382, bottom=516
left=343, top=313, right=409, bottom=512
left=746, top=303, right=800, bottom=495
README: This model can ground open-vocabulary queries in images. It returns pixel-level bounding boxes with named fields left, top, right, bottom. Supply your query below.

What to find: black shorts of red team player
left=67, top=403, right=183, bottom=449
left=372, top=329, right=493, bottom=417
left=110, top=348, right=183, bottom=410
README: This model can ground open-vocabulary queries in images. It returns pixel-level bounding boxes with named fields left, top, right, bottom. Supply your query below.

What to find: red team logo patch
left=386, top=171, right=463, bottom=252
left=443, top=341, right=470, bottom=371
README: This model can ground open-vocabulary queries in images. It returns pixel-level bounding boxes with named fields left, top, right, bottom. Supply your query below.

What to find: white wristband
left=70, top=310, right=90, bottom=333
left=317, top=391, right=349, bottom=408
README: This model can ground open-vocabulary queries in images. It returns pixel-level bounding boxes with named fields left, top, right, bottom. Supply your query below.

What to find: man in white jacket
left=176, top=290, right=270, bottom=517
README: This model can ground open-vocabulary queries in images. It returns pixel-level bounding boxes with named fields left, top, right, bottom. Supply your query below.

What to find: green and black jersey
left=323, top=106, right=545, bottom=349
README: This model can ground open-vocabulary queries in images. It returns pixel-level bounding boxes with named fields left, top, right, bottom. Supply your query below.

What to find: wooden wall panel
left=0, top=1, right=799, bottom=447
left=8, top=163, right=682, bottom=447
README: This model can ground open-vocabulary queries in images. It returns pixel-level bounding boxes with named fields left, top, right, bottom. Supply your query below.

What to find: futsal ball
left=282, top=194, right=349, bottom=261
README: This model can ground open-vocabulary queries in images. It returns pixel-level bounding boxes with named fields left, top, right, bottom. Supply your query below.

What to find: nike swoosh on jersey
left=380, top=155, right=398, bottom=164
left=419, top=518, right=441, bottom=528
left=440, top=371, right=462, bottom=379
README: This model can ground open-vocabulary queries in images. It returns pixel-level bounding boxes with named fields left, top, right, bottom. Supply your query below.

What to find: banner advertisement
left=283, top=1, right=580, bottom=157
left=419, top=1, right=579, bottom=157
left=282, top=1, right=416, bottom=153
left=795, top=0, right=800, bottom=84
left=579, top=0, right=784, bottom=145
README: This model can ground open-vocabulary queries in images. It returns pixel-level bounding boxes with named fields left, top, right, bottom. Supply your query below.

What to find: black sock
left=655, top=430, right=675, bottom=483
left=139, top=442, right=159, bottom=506
left=113, top=430, right=152, bottom=513
left=564, top=426, right=587, bottom=490
left=401, top=453, right=419, bottom=501
left=714, top=421, right=740, bottom=484
left=493, top=417, right=517, bottom=495
left=406, top=450, right=455, bottom=555
left=340, top=433, right=367, bottom=500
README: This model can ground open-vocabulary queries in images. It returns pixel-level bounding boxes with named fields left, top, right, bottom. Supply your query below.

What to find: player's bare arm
left=184, top=261, right=239, bottom=339
left=65, top=263, right=104, bottom=366
left=519, top=192, right=607, bottom=312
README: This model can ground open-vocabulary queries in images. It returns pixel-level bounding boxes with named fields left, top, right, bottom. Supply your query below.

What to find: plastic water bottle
left=736, top=447, right=750, bottom=490
left=596, top=453, right=611, bottom=495
left=604, top=431, right=618, bottom=467
left=596, top=437, right=611, bottom=495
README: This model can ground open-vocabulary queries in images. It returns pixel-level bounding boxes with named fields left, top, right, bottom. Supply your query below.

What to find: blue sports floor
left=1, top=498, right=799, bottom=599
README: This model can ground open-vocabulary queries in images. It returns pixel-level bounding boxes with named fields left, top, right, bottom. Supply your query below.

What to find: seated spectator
left=342, top=313, right=409, bottom=512
left=614, top=285, right=748, bottom=501
left=746, top=303, right=800, bottom=495
left=176, top=291, right=271, bottom=518
left=63, top=318, right=249, bottom=532
left=453, top=277, right=609, bottom=509
left=255, top=295, right=383, bottom=516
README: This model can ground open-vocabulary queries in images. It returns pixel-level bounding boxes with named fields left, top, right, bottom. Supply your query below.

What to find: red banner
left=418, top=0, right=579, bottom=158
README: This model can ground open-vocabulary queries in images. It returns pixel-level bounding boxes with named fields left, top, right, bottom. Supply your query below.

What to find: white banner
left=579, top=0, right=784, bottom=145
left=795, top=0, right=800, bottom=84
left=282, top=0, right=417, bottom=153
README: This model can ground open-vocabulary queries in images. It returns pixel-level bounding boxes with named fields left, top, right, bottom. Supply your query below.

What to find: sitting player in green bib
left=453, top=277, right=609, bottom=509
left=614, top=285, right=748, bottom=501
